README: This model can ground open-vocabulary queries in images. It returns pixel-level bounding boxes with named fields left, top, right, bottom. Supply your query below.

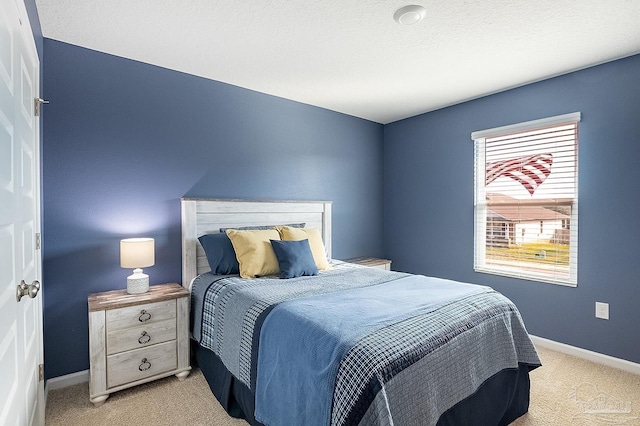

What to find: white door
left=0, top=0, right=44, bottom=424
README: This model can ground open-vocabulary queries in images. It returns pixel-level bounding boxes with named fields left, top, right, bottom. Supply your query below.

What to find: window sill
left=474, top=266, right=577, bottom=287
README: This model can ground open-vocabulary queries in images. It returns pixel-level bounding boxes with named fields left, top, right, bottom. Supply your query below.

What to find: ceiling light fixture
left=393, top=5, right=427, bottom=25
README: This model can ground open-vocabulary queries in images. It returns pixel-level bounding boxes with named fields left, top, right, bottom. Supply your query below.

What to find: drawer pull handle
left=138, top=331, right=151, bottom=345
left=138, top=310, right=151, bottom=322
left=139, top=358, right=151, bottom=371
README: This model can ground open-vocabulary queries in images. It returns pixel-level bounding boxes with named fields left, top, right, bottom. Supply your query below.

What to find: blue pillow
left=198, top=233, right=239, bottom=275
left=270, top=239, right=319, bottom=279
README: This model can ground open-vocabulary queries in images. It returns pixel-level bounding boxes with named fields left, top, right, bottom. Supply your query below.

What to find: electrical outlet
left=595, top=302, right=609, bottom=320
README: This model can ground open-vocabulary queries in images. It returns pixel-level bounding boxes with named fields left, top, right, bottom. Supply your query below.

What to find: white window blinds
left=472, top=112, right=580, bottom=286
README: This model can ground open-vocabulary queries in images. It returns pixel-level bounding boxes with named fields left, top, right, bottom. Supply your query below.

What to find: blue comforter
left=191, top=263, right=540, bottom=426
left=254, top=275, right=491, bottom=426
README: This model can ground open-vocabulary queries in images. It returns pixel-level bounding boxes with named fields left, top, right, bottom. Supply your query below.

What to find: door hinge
left=34, top=98, right=49, bottom=117
left=35, top=233, right=41, bottom=250
left=39, top=364, right=44, bottom=382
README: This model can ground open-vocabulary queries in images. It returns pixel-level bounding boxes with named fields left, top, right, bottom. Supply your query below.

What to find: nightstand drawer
left=106, top=318, right=176, bottom=355
left=106, top=340, right=177, bottom=388
left=106, top=299, right=176, bottom=331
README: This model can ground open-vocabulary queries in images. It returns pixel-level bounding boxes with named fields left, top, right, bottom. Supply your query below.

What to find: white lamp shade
left=120, top=238, right=155, bottom=268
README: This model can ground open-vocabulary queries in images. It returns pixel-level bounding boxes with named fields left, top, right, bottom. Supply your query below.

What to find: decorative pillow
left=219, top=223, right=305, bottom=233
left=270, top=239, right=319, bottom=279
left=276, top=226, right=330, bottom=270
left=197, top=233, right=239, bottom=275
left=225, top=229, right=281, bottom=278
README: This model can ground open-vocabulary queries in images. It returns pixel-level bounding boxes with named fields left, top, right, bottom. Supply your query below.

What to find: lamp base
left=127, top=268, right=149, bottom=294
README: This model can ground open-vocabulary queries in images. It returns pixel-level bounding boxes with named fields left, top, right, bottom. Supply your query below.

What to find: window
left=472, top=112, right=580, bottom=286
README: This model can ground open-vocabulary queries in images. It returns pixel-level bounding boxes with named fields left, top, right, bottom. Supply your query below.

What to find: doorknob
left=16, top=280, right=40, bottom=302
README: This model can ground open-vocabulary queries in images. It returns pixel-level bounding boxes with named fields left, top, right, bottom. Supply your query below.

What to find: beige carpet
left=513, top=346, right=640, bottom=426
left=46, top=345, right=640, bottom=425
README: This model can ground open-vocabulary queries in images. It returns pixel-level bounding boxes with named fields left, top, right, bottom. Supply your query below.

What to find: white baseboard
left=44, top=369, right=89, bottom=404
left=530, top=335, right=640, bottom=376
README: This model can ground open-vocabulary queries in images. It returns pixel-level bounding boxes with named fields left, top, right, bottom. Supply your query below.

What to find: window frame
left=472, top=112, right=580, bottom=286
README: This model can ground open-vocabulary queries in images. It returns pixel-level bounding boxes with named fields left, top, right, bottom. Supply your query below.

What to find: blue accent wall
left=384, top=54, right=640, bottom=364
left=42, top=39, right=384, bottom=379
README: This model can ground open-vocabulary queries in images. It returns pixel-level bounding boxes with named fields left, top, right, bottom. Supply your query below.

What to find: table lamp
left=120, top=238, right=155, bottom=294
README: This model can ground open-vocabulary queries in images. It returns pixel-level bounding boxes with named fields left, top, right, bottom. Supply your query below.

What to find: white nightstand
left=88, top=283, right=191, bottom=407
left=345, top=257, right=392, bottom=270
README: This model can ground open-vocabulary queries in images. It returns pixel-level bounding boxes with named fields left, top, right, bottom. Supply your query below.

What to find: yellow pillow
left=225, top=229, right=281, bottom=278
left=277, top=226, right=330, bottom=270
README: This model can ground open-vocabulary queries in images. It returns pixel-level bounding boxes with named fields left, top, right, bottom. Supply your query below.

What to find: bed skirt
left=194, top=342, right=533, bottom=426
left=195, top=341, right=264, bottom=425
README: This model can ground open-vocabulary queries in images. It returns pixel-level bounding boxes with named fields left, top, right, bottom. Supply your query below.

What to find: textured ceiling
left=35, top=0, right=640, bottom=124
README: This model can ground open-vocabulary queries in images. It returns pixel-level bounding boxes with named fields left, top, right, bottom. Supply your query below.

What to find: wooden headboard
left=180, top=198, right=332, bottom=288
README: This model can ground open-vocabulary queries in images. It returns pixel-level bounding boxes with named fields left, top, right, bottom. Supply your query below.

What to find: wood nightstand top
left=344, top=257, right=392, bottom=268
left=88, top=283, right=188, bottom=312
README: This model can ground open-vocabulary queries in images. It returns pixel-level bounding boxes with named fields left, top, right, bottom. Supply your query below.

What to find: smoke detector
left=394, top=5, right=427, bottom=25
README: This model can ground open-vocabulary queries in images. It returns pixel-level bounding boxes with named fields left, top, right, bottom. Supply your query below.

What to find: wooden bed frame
left=180, top=198, right=332, bottom=288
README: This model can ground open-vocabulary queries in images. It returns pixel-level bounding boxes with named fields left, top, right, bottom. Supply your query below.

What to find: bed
left=181, top=198, right=540, bottom=426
